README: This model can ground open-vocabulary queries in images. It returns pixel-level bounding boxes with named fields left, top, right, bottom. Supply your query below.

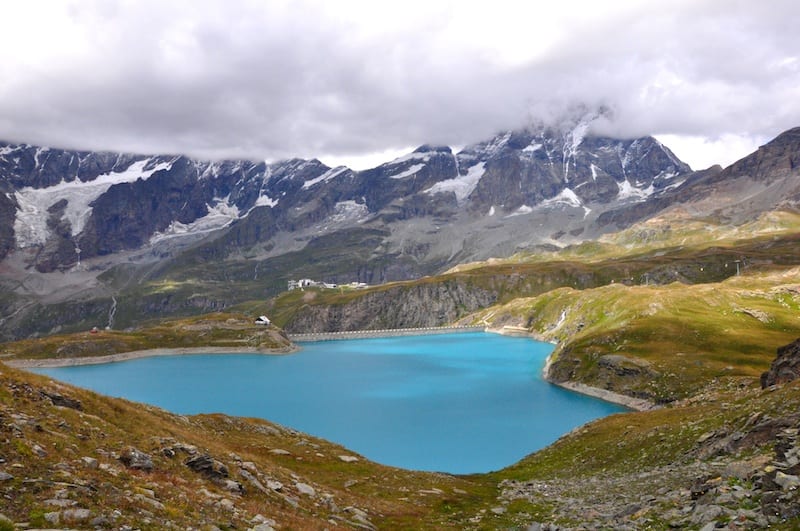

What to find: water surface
left=34, top=332, right=624, bottom=473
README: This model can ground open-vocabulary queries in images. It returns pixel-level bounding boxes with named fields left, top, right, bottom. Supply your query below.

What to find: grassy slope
left=261, top=214, right=800, bottom=334
left=0, top=313, right=293, bottom=362
left=0, top=362, right=494, bottom=529
left=473, top=268, right=800, bottom=402
left=2, top=212, right=800, bottom=528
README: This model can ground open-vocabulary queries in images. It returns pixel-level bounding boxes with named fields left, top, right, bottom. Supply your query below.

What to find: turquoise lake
left=33, top=332, right=625, bottom=474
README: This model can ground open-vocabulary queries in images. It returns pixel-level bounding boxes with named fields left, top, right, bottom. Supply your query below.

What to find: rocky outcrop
left=283, top=280, right=497, bottom=333
left=0, top=191, right=16, bottom=261
left=761, top=338, right=800, bottom=388
left=119, top=446, right=154, bottom=471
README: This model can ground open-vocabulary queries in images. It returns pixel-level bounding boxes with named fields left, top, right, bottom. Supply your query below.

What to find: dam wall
left=288, top=325, right=485, bottom=342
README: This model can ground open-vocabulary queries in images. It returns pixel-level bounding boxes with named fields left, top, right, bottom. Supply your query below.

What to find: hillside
left=2, top=216, right=800, bottom=527
left=1, top=338, right=798, bottom=529
left=0, top=361, right=492, bottom=529
left=0, top=313, right=294, bottom=365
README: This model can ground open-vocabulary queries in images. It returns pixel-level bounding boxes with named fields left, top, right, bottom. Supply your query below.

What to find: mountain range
left=1, top=117, right=799, bottom=340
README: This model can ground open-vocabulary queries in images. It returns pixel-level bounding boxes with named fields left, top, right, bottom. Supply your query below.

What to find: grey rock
left=690, top=504, right=724, bottom=525
left=217, top=498, right=235, bottom=511
left=184, top=453, right=229, bottom=479
left=62, top=507, right=92, bottom=522
left=269, top=448, right=291, bottom=455
left=133, top=493, right=165, bottom=511
left=222, top=479, right=244, bottom=494
left=295, top=481, right=316, bottom=496
left=239, top=469, right=268, bottom=494
left=0, top=472, right=13, bottom=481
left=31, top=443, right=47, bottom=457
left=45, top=498, right=77, bottom=507
left=775, top=471, right=800, bottom=490
left=80, top=456, right=98, bottom=469
left=119, top=446, right=153, bottom=471
left=40, top=389, right=83, bottom=410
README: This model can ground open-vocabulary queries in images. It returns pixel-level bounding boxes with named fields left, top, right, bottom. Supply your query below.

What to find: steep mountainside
left=2, top=123, right=799, bottom=338
left=1, top=121, right=690, bottom=274
left=599, top=127, right=800, bottom=228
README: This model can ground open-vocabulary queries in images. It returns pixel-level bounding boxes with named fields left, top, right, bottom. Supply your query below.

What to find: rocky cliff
left=281, top=280, right=497, bottom=333
left=762, top=337, right=800, bottom=388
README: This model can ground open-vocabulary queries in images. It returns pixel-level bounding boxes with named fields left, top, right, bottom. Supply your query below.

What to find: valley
left=1, top=125, right=799, bottom=529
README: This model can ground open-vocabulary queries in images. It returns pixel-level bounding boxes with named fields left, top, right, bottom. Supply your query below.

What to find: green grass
left=479, top=269, right=800, bottom=401
left=0, top=312, right=292, bottom=361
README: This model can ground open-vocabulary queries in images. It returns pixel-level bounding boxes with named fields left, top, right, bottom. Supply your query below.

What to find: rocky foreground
left=0, top=373, right=798, bottom=529
left=0, top=332, right=799, bottom=529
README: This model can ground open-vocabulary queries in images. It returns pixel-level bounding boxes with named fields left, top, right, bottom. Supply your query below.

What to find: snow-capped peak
left=13, top=158, right=174, bottom=247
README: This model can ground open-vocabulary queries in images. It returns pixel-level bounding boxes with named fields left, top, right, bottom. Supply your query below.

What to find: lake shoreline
left=4, top=345, right=299, bottom=369
left=488, top=326, right=656, bottom=412
left=8, top=329, right=656, bottom=412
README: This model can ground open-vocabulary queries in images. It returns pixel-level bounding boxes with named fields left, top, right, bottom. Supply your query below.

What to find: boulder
left=40, top=390, right=83, bottom=410
left=184, top=454, right=229, bottom=480
left=761, top=338, right=800, bottom=388
left=118, top=446, right=154, bottom=471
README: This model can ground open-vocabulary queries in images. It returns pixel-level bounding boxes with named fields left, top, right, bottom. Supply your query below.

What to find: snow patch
left=388, top=163, right=425, bottom=180
left=522, top=142, right=542, bottom=153
left=301, top=166, right=348, bottom=190
left=539, top=188, right=591, bottom=218
left=13, top=158, right=174, bottom=247
left=617, top=180, right=654, bottom=201
left=150, top=197, right=240, bottom=244
left=488, top=205, right=496, bottom=216
left=485, top=132, right=512, bottom=156
left=328, top=200, right=369, bottom=224
left=424, top=162, right=486, bottom=202
left=562, top=120, right=590, bottom=181
left=505, top=205, right=534, bottom=218
left=541, top=188, right=583, bottom=209
left=386, top=151, right=432, bottom=165
left=253, top=195, right=279, bottom=208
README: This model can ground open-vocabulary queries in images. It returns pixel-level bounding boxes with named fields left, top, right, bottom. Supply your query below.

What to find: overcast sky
left=1, top=0, right=798, bottom=171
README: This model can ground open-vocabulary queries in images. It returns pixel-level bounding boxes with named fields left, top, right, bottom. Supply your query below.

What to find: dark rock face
left=283, top=280, right=498, bottom=333
left=0, top=191, right=16, bottom=261
left=761, top=338, right=800, bottom=388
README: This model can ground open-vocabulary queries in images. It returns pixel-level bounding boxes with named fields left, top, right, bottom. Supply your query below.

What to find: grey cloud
left=0, top=0, right=798, bottom=166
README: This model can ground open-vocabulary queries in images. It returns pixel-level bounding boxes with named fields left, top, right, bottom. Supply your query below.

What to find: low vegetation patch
left=0, top=313, right=292, bottom=362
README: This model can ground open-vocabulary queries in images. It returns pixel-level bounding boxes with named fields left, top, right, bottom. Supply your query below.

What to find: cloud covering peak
left=1, top=0, right=798, bottom=169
